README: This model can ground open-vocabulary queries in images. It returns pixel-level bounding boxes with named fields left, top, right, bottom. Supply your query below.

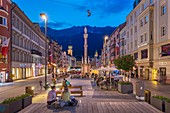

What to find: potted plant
left=151, top=96, right=168, bottom=112
left=0, top=96, right=22, bottom=113
left=118, top=81, right=133, bottom=94
left=165, top=98, right=170, bottom=113
left=20, top=93, right=32, bottom=108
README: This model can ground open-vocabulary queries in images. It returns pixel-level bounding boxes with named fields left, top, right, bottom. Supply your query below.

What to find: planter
left=165, top=101, right=170, bottom=113
left=22, top=96, right=32, bottom=108
left=118, top=84, right=133, bottom=94
left=0, top=99, right=22, bottom=113
left=151, top=97, right=165, bottom=112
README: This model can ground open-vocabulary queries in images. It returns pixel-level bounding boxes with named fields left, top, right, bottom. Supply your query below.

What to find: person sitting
left=65, top=80, right=71, bottom=86
left=47, top=86, right=57, bottom=106
left=61, top=86, right=71, bottom=106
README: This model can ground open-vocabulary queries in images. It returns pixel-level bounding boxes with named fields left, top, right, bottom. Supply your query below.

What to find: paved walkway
left=20, top=77, right=162, bottom=113
left=130, top=78, right=170, bottom=98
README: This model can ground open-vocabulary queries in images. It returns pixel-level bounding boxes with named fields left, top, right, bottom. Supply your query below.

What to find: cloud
left=79, top=0, right=133, bottom=16
left=41, top=21, right=72, bottom=29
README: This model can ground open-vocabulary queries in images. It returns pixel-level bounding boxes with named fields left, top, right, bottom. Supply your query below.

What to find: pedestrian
left=62, top=78, right=66, bottom=87
left=39, top=80, right=43, bottom=90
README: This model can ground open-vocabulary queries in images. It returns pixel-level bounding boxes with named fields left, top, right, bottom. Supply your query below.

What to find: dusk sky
left=12, top=0, right=134, bottom=30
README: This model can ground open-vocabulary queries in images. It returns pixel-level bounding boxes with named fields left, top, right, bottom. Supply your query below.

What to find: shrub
left=118, top=81, right=132, bottom=85
left=1, top=97, right=19, bottom=104
left=152, top=96, right=169, bottom=101
left=1, top=94, right=31, bottom=104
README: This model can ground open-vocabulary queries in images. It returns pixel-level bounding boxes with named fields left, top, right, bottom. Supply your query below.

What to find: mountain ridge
left=41, top=26, right=116, bottom=60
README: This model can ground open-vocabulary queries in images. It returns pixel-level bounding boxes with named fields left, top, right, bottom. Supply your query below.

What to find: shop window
left=141, top=49, right=148, bottom=59
left=161, top=44, right=170, bottom=57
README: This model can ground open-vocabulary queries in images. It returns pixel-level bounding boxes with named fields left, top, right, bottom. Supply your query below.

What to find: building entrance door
left=160, top=67, right=166, bottom=84
left=0, top=72, right=5, bottom=83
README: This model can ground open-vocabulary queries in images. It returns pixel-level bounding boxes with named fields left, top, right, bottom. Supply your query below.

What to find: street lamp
left=40, top=13, right=48, bottom=89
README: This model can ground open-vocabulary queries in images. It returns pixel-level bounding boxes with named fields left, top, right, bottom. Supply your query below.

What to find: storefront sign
left=159, top=62, right=167, bottom=65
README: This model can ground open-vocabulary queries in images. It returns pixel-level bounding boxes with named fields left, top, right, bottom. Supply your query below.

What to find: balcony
left=31, top=50, right=42, bottom=57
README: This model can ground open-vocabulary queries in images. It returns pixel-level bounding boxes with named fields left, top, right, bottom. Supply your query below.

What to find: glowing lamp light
left=31, top=87, right=34, bottom=90
left=40, top=13, right=47, bottom=20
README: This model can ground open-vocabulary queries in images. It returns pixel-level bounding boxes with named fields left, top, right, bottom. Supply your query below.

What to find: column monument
left=81, top=27, right=90, bottom=77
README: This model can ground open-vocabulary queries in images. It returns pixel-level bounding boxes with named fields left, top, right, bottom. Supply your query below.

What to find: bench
left=56, top=86, right=83, bottom=97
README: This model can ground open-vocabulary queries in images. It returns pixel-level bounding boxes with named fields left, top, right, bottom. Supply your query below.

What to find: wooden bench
left=56, top=86, right=83, bottom=97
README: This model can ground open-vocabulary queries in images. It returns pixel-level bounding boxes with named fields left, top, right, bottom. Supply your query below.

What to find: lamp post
left=40, top=13, right=48, bottom=89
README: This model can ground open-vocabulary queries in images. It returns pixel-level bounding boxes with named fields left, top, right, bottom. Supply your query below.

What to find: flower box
left=0, top=99, right=22, bottom=113
left=151, top=96, right=166, bottom=112
left=118, top=82, right=133, bottom=94
left=22, top=96, right=32, bottom=108
left=165, top=101, right=170, bottom=113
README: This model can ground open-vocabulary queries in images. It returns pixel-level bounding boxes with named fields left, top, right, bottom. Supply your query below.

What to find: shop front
left=153, top=61, right=170, bottom=84
left=137, top=61, right=153, bottom=80
left=12, top=62, right=33, bottom=80
left=0, top=63, right=9, bottom=83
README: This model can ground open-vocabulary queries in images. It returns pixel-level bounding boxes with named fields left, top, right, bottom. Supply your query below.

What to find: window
left=141, top=49, right=148, bottom=59
left=145, top=16, right=148, bottom=24
left=140, top=19, right=143, bottom=27
left=134, top=53, right=138, bottom=60
left=0, top=37, right=7, bottom=45
left=135, top=26, right=137, bottom=32
left=144, top=33, right=147, bottom=41
left=0, top=17, right=7, bottom=26
left=161, top=26, right=166, bottom=37
left=131, top=29, right=133, bottom=35
left=144, top=2, right=147, bottom=9
left=127, top=32, right=129, bottom=38
left=0, top=0, right=2, bottom=6
left=131, top=42, right=133, bottom=49
left=135, top=40, right=137, bottom=47
left=161, top=44, right=170, bottom=57
left=141, top=35, right=143, bottom=43
left=161, top=5, right=166, bottom=16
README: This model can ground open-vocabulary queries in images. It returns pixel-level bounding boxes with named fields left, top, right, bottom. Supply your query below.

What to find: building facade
left=110, top=23, right=126, bottom=67
left=125, top=0, right=170, bottom=84
left=48, top=39, right=62, bottom=74
left=0, top=0, right=11, bottom=82
left=153, top=0, right=170, bottom=84
left=11, top=4, right=47, bottom=80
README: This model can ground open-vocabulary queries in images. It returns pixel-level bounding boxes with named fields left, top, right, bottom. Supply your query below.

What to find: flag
left=116, top=42, right=119, bottom=51
left=1, top=38, right=10, bottom=56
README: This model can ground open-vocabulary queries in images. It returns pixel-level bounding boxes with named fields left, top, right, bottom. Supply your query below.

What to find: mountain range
left=41, top=26, right=116, bottom=60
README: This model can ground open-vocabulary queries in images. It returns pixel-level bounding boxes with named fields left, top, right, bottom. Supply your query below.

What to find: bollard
left=145, top=90, right=151, bottom=104
left=25, top=86, right=34, bottom=95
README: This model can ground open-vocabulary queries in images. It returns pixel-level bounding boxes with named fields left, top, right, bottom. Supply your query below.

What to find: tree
left=114, top=55, right=135, bottom=72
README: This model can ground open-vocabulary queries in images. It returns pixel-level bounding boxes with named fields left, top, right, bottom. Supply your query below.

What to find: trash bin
left=145, top=90, right=151, bottom=104
left=135, top=81, right=145, bottom=100
left=25, top=86, right=34, bottom=95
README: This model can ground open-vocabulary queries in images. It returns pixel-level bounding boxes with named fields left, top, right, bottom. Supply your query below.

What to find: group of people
left=47, top=78, right=77, bottom=108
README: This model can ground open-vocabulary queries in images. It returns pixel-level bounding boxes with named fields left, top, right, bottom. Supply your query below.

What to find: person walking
left=39, top=80, right=43, bottom=90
